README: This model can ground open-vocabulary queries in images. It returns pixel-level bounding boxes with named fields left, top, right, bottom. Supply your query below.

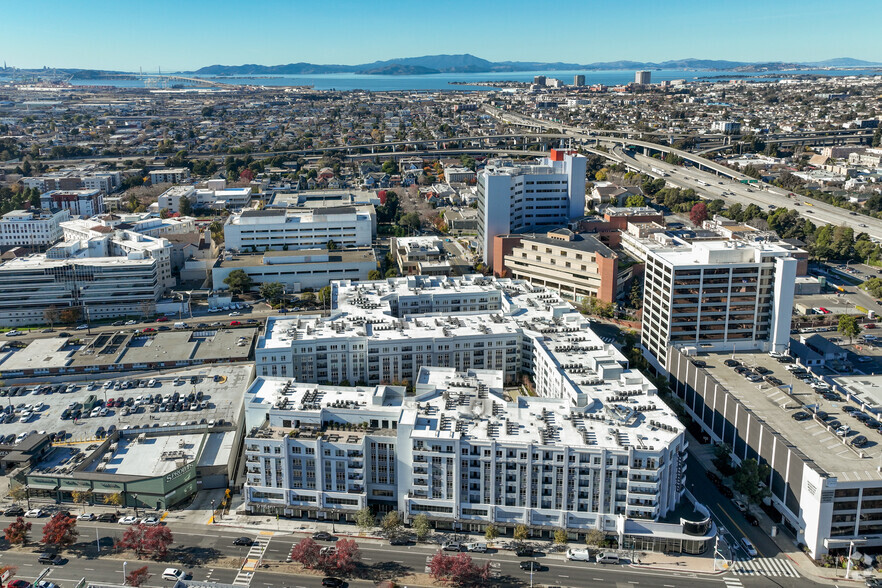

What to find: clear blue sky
left=3, top=0, right=880, bottom=71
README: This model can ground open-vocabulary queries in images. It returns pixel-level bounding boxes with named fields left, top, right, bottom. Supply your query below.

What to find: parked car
left=142, top=516, right=161, bottom=526
left=514, top=545, right=534, bottom=557
left=442, top=542, right=463, bottom=552
left=97, top=513, right=117, bottom=522
left=741, top=537, right=758, bottom=557
left=233, top=537, right=253, bottom=546
left=161, top=568, right=184, bottom=581
left=77, top=513, right=95, bottom=521
left=745, top=513, right=760, bottom=526
left=24, top=508, right=43, bottom=518
left=118, top=516, right=139, bottom=525
left=321, top=579, right=344, bottom=588
left=389, top=535, right=411, bottom=546
left=312, top=531, right=336, bottom=541
left=733, top=499, right=748, bottom=513
left=4, top=505, right=25, bottom=516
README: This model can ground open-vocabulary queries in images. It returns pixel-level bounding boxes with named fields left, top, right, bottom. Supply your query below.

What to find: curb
left=628, top=563, right=727, bottom=576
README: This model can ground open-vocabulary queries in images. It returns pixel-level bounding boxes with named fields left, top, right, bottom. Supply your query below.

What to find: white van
left=596, top=552, right=620, bottom=564
left=162, top=568, right=184, bottom=581
left=465, top=542, right=487, bottom=553
left=566, top=548, right=592, bottom=561
left=173, top=322, right=187, bottom=329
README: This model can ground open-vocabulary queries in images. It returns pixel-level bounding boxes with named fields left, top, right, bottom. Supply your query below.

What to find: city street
left=0, top=513, right=817, bottom=588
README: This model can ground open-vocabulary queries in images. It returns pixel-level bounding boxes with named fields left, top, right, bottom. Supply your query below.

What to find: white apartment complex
left=641, top=241, right=797, bottom=373
left=477, top=149, right=586, bottom=264
left=246, top=277, right=691, bottom=542
left=148, top=168, right=190, bottom=185
left=157, top=185, right=196, bottom=213
left=391, top=236, right=453, bottom=276
left=0, top=209, right=71, bottom=248
left=224, top=207, right=373, bottom=252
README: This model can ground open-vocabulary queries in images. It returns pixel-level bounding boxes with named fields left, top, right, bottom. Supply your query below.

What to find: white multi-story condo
left=0, top=209, right=71, bottom=248
left=641, top=241, right=797, bottom=373
left=391, top=236, right=453, bottom=276
left=224, top=207, right=373, bottom=252
left=40, top=189, right=105, bottom=218
left=148, top=168, right=190, bottom=185
left=245, top=277, right=699, bottom=547
left=477, top=149, right=586, bottom=264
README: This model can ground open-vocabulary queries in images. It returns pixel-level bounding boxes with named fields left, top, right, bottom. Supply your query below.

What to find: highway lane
left=618, top=148, right=882, bottom=243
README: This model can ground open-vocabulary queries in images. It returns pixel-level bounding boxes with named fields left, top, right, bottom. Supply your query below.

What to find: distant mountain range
left=188, top=54, right=882, bottom=76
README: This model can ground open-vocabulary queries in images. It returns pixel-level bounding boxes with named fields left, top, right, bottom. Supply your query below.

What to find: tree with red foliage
left=126, top=565, right=150, bottom=587
left=428, top=551, right=491, bottom=587
left=318, top=539, right=360, bottom=576
left=142, top=525, right=173, bottom=560
left=689, top=201, right=708, bottom=227
left=239, top=168, right=254, bottom=182
left=3, top=517, right=31, bottom=545
left=119, top=524, right=173, bottom=560
left=42, top=512, right=78, bottom=549
left=289, top=538, right=321, bottom=569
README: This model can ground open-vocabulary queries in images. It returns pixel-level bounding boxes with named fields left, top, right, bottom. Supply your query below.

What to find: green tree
left=327, top=239, right=337, bottom=251
left=72, top=489, right=92, bottom=513
left=553, top=529, right=569, bottom=545
left=104, top=492, right=124, bottom=507
left=367, top=269, right=382, bottom=280
left=178, top=195, right=192, bottom=216
left=629, top=280, right=643, bottom=310
left=732, top=458, right=772, bottom=506
left=624, top=194, right=646, bottom=207
left=484, top=524, right=499, bottom=543
left=317, top=285, right=332, bottom=307
left=385, top=268, right=398, bottom=278
left=399, top=212, right=421, bottom=232
left=7, top=484, right=27, bottom=504
left=354, top=508, right=374, bottom=533
left=223, top=269, right=253, bottom=294
left=259, top=282, right=285, bottom=305
left=585, top=529, right=605, bottom=547
left=513, top=524, right=528, bottom=542
left=412, top=513, right=431, bottom=541
left=381, top=160, right=397, bottom=175
left=838, top=314, right=862, bottom=343
left=712, top=443, right=734, bottom=476
left=381, top=511, right=402, bottom=536
left=300, top=291, right=316, bottom=304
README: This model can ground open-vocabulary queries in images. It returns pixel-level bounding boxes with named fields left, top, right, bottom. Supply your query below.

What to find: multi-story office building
left=61, top=220, right=174, bottom=290
left=711, top=121, right=742, bottom=134
left=0, top=209, right=71, bottom=249
left=212, top=248, right=377, bottom=293
left=641, top=241, right=797, bottom=373
left=148, top=168, right=190, bottom=185
left=0, top=251, right=162, bottom=326
left=157, top=185, right=196, bottom=214
left=224, top=207, right=373, bottom=252
left=246, top=277, right=696, bottom=545
left=477, top=149, right=587, bottom=264
left=493, top=229, right=620, bottom=303
left=574, top=74, right=585, bottom=86
left=635, top=71, right=651, bottom=85
left=40, top=189, right=105, bottom=218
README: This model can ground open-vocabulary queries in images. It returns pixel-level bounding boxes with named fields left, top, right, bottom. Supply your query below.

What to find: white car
left=25, top=508, right=43, bottom=518
left=125, top=320, right=137, bottom=325
left=5, top=330, right=23, bottom=337
left=142, top=516, right=161, bottom=526
left=118, top=516, right=140, bottom=525
left=741, top=537, right=758, bottom=557
left=77, top=513, right=95, bottom=521
left=76, top=324, right=89, bottom=330
left=229, top=312, right=241, bottom=317
left=162, top=568, right=185, bottom=581
left=733, top=499, right=748, bottom=514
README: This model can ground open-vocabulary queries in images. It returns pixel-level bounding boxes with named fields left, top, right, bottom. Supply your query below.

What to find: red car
left=106, top=399, right=115, bottom=408
left=142, top=327, right=156, bottom=333
left=9, top=580, right=33, bottom=588
left=230, top=320, right=242, bottom=326
left=155, top=316, right=169, bottom=322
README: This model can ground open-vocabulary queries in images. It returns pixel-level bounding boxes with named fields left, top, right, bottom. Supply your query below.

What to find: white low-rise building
left=0, top=209, right=71, bottom=249
left=224, top=207, right=373, bottom=252
left=149, top=168, right=190, bottom=185
left=40, top=189, right=105, bottom=218
left=391, top=236, right=453, bottom=276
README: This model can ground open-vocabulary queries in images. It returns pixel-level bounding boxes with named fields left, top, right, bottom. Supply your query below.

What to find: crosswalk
left=730, top=556, right=800, bottom=577
left=233, top=533, right=273, bottom=586
left=723, top=577, right=743, bottom=588
left=600, top=336, right=615, bottom=343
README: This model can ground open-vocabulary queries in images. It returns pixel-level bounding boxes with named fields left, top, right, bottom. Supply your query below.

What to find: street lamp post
left=25, top=485, right=30, bottom=510
left=123, top=561, right=127, bottom=585
left=132, top=493, right=138, bottom=518
left=211, top=499, right=215, bottom=523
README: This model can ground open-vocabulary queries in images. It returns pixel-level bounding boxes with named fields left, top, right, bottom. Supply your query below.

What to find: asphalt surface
left=0, top=513, right=817, bottom=588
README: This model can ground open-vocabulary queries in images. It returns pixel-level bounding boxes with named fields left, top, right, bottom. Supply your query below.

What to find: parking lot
left=0, top=365, right=252, bottom=447
left=698, top=350, right=882, bottom=478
